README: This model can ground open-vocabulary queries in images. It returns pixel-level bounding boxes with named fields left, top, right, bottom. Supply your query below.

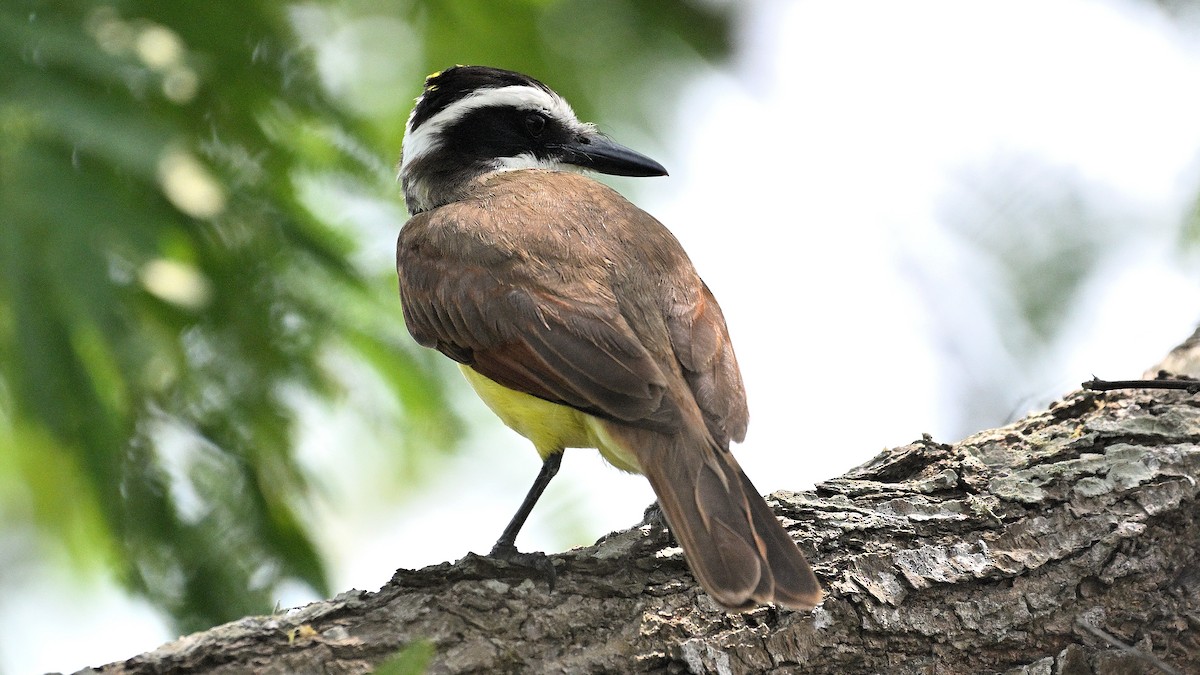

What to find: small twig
left=1082, top=377, right=1200, bottom=394
left=1075, top=617, right=1182, bottom=675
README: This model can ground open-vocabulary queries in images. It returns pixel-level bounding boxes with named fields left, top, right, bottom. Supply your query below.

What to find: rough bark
left=1146, top=326, right=1200, bottom=379
left=76, top=382, right=1200, bottom=675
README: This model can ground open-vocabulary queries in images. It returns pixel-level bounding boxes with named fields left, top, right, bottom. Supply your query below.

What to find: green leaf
left=374, top=641, right=436, bottom=675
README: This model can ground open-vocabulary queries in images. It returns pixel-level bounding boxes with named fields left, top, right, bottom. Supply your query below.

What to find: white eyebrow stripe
left=400, top=85, right=577, bottom=174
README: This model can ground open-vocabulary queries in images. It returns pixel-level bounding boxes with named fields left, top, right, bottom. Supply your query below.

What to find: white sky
left=6, top=1, right=1200, bottom=673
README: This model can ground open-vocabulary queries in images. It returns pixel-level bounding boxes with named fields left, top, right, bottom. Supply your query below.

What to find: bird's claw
left=488, top=543, right=557, bottom=591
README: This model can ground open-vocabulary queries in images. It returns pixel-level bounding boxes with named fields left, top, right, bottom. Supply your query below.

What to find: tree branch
left=78, top=382, right=1200, bottom=674
left=1083, top=377, right=1200, bottom=393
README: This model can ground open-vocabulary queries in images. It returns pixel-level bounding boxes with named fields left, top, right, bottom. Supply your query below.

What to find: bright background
left=4, top=1, right=1200, bottom=673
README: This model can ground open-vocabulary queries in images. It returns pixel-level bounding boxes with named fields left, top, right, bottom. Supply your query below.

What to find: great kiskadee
left=396, top=66, right=822, bottom=611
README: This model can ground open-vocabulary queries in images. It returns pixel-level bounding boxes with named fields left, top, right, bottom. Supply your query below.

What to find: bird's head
left=399, top=66, right=667, bottom=214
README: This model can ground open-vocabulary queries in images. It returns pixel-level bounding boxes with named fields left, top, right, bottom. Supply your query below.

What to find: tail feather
left=617, top=424, right=823, bottom=611
left=734, top=461, right=823, bottom=609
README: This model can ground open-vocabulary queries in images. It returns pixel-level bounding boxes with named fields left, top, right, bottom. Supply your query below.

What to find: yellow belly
left=459, top=365, right=642, bottom=473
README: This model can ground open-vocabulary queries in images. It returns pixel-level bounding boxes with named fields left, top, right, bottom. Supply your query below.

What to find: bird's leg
left=490, top=451, right=563, bottom=558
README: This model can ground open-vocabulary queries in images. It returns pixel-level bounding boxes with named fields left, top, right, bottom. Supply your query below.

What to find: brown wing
left=665, top=281, right=748, bottom=445
left=396, top=173, right=682, bottom=433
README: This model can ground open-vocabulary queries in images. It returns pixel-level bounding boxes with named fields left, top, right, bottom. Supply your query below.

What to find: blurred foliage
left=0, top=0, right=733, bottom=634
left=947, top=159, right=1115, bottom=349
left=1182, top=192, right=1200, bottom=253
left=926, top=153, right=1176, bottom=437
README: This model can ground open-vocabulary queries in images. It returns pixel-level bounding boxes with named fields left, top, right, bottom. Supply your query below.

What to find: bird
left=395, top=65, right=822, bottom=611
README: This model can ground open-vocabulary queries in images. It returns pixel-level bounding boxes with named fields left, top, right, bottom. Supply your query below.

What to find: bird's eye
left=524, top=113, right=546, bottom=137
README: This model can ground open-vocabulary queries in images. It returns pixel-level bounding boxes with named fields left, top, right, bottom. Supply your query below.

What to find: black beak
left=555, top=132, right=668, bottom=177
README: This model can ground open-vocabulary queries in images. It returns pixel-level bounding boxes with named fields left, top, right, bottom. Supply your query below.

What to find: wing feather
left=397, top=196, right=680, bottom=432
left=666, top=283, right=749, bottom=444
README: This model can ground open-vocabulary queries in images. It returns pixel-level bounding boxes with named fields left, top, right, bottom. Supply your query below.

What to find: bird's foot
left=488, top=542, right=557, bottom=591
left=640, top=501, right=666, bottom=528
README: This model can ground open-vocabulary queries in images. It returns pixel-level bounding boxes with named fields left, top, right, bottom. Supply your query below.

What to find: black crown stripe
left=409, top=66, right=553, bottom=131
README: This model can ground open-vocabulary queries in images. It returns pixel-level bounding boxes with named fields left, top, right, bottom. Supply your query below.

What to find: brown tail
left=614, top=425, right=823, bottom=611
